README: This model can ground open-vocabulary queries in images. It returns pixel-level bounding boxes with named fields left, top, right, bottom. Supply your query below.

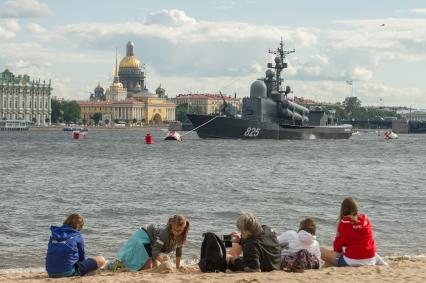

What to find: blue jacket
left=45, top=225, right=85, bottom=274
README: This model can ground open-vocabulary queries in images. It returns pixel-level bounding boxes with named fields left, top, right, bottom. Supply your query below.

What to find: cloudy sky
left=0, top=0, right=425, bottom=107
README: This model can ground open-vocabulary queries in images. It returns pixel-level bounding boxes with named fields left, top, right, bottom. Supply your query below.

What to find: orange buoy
left=145, top=133, right=153, bottom=144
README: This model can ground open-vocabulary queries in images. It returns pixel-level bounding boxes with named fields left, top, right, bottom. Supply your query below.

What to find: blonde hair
left=63, top=213, right=84, bottom=231
left=339, top=197, right=359, bottom=222
left=167, top=214, right=190, bottom=246
left=236, top=213, right=263, bottom=237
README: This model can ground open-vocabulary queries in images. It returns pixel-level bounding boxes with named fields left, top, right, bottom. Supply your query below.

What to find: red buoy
left=145, top=133, right=153, bottom=144
left=72, top=131, right=80, bottom=139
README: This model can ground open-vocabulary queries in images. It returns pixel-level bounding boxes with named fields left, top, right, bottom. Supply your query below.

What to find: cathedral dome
left=119, top=56, right=141, bottom=69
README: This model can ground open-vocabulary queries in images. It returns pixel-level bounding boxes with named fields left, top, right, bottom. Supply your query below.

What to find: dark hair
left=339, top=197, right=359, bottom=222
left=63, top=213, right=84, bottom=230
left=167, top=214, right=190, bottom=246
left=298, top=217, right=316, bottom=235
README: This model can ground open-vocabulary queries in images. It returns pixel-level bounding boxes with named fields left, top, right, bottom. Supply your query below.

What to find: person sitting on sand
left=320, top=197, right=386, bottom=267
left=226, top=213, right=281, bottom=272
left=107, top=214, right=190, bottom=271
left=45, top=213, right=105, bottom=278
left=278, top=217, right=321, bottom=272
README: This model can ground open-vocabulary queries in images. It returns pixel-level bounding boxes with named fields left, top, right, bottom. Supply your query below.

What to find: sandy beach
left=1, top=257, right=425, bottom=283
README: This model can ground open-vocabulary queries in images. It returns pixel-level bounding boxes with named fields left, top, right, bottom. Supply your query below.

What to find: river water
left=0, top=128, right=425, bottom=269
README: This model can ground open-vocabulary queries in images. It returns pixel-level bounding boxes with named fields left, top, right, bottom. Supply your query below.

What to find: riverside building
left=0, top=69, right=52, bottom=125
left=79, top=41, right=175, bottom=124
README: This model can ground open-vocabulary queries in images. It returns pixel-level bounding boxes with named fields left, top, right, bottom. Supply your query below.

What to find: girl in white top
left=278, top=217, right=321, bottom=271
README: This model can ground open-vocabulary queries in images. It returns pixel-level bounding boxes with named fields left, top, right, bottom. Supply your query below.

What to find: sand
left=1, top=257, right=425, bottom=283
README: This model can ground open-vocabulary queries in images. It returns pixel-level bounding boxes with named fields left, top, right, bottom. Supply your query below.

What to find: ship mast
left=268, top=38, right=295, bottom=94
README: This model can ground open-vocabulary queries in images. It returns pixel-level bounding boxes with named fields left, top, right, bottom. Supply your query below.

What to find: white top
left=344, top=253, right=387, bottom=266
left=343, top=255, right=376, bottom=266
left=278, top=230, right=321, bottom=261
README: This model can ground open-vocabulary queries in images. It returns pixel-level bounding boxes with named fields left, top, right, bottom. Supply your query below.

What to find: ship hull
left=187, top=114, right=352, bottom=139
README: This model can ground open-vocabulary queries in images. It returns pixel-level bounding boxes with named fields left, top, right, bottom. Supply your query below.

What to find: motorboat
left=164, top=131, right=182, bottom=141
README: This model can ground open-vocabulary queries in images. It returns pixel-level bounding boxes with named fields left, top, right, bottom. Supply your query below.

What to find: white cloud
left=26, top=22, right=47, bottom=34
left=0, top=26, right=15, bottom=40
left=1, top=9, right=426, bottom=107
left=0, top=0, right=51, bottom=18
left=2, top=19, right=20, bottom=31
left=144, top=9, right=197, bottom=26
left=351, top=66, right=373, bottom=81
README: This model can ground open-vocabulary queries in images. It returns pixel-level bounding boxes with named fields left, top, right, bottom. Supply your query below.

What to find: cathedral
left=118, top=41, right=146, bottom=95
left=79, top=41, right=176, bottom=125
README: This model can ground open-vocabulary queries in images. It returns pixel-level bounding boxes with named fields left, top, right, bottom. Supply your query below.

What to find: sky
left=0, top=0, right=426, bottom=107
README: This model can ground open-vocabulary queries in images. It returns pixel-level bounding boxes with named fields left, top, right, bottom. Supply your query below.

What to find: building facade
left=172, top=93, right=241, bottom=115
left=399, top=110, right=426, bottom=121
left=78, top=41, right=176, bottom=124
left=0, top=69, right=52, bottom=125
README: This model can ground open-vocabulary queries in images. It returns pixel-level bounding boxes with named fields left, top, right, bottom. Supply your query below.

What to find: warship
left=187, top=40, right=352, bottom=140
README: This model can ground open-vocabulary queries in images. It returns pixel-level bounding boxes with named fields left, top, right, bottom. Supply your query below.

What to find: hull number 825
left=244, top=127, right=261, bottom=137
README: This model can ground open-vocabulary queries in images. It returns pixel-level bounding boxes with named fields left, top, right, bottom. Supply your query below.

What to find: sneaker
left=375, top=253, right=388, bottom=266
left=104, top=260, right=119, bottom=272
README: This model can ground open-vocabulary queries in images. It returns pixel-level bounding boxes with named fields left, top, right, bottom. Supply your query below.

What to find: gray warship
left=187, top=40, right=352, bottom=139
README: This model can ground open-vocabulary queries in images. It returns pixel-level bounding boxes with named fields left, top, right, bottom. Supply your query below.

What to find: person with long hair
left=320, top=197, right=385, bottom=266
left=107, top=214, right=190, bottom=271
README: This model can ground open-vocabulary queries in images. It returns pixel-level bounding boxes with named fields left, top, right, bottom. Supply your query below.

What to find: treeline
left=51, top=100, right=81, bottom=124
left=175, top=103, right=204, bottom=122
left=319, top=97, right=399, bottom=121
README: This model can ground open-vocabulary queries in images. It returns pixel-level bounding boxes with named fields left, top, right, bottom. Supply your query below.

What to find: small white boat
left=164, top=131, right=182, bottom=141
left=384, top=130, right=398, bottom=140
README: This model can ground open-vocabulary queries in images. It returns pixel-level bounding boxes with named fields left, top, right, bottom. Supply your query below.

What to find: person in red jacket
left=321, top=197, right=385, bottom=266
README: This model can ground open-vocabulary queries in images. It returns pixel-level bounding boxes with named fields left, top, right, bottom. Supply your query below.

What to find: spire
left=113, top=48, right=119, bottom=84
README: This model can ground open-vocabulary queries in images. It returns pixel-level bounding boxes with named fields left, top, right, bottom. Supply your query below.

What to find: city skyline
left=0, top=0, right=425, bottom=107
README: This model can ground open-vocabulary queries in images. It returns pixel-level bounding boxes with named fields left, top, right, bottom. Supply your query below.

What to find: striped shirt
left=144, top=224, right=182, bottom=259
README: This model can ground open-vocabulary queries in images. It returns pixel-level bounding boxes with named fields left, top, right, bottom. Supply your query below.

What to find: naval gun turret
left=242, top=39, right=309, bottom=125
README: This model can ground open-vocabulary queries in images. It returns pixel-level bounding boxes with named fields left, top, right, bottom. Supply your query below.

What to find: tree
left=343, top=97, right=362, bottom=115
left=104, top=119, right=109, bottom=125
left=132, top=118, right=137, bottom=124
left=62, top=101, right=81, bottom=123
left=82, top=118, right=87, bottom=125
left=51, top=99, right=62, bottom=123
left=191, top=105, right=204, bottom=114
left=92, top=112, right=102, bottom=125
left=175, top=103, right=189, bottom=122
left=175, top=103, right=205, bottom=122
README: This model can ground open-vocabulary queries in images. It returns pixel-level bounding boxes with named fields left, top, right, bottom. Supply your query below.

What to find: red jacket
left=333, top=214, right=376, bottom=259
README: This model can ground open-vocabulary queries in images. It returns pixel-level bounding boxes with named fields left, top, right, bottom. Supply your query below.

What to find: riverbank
left=31, top=125, right=170, bottom=131
left=1, top=257, right=425, bottom=283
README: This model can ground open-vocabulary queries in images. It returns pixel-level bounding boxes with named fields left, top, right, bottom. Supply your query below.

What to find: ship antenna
left=268, top=38, right=295, bottom=93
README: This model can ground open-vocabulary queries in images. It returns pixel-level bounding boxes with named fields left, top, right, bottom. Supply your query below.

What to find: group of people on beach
left=45, top=197, right=386, bottom=278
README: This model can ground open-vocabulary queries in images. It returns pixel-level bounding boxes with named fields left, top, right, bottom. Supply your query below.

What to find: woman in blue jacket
left=45, top=213, right=105, bottom=278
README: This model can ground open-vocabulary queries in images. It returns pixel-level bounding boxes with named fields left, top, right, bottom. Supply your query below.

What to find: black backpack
left=198, top=232, right=227, bottom=272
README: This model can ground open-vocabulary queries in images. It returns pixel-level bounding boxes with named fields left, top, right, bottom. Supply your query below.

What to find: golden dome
left=119, top=56, right=141, bottom=68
